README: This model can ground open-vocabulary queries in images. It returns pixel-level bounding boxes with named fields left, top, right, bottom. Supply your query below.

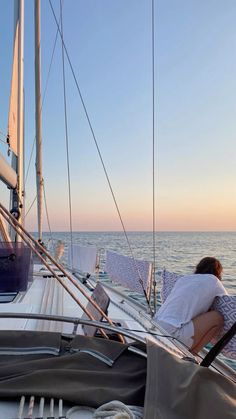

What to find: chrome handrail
left=0, top=312, right=146, bottom=344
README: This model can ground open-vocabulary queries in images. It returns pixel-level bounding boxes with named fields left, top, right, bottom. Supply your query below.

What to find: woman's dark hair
left=194, top=257, right=222, bottom=280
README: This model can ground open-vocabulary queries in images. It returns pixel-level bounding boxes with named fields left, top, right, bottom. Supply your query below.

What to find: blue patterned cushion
left=211, top=295, right=236, bottom=359
left=105, top=251, right=153, bottom=300
left=160, top=269, right=181, bottom=303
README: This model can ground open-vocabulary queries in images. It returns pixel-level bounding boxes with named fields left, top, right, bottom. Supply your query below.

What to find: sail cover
left=8, top=17, right=19, bottom=156
left=0, top=153, right=17, bottom=188
left=0, top=332, right=146, bottom=407
left=105, top=250, right=153, bottom=300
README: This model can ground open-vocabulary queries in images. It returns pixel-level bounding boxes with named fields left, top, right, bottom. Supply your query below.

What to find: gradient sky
left=0, top=0, right=236, bottom=232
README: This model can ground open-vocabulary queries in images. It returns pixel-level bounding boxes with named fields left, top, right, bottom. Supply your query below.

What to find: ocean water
left=41, top=231, right=236, bottom=296
left=40, top=231, right=236, bottom=370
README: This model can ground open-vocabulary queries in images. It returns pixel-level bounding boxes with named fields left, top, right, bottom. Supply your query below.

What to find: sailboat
left=0, top=1, right=235, bottom=418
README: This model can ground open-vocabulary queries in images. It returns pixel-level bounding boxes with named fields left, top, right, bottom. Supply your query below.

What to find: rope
left=66, top=406, right=95, bottom=418
left=60, top=0, right=73, bottom=260
left=93, top=401, right=143, bottom=419
left=48, top=0, right=151, bottom=311
left=151, top=0, right=157, bottom=314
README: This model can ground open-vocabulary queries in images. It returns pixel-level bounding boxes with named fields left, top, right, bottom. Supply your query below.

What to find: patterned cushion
left=211, top=295, right=236, bottom=359
left=160, top=269, right=181, bottom=303
left=160, top=270, right=236, bottom=359
left=105, top=251, right=153, bottom=301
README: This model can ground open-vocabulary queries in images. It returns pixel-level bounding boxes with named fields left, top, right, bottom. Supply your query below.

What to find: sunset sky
left=0, top=1, right=236, bottom=232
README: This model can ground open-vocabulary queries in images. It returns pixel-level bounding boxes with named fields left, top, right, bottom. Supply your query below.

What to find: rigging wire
left=25, top=194, right=37, bottom=218
left=43, top=182, right=54, bottom=243
left=60, top=0, right=73, bottom=259
left=48, top=0, right=152, bottom=311
left=0, top=138, right=7, bottom=145
left=0, top=129, right=10, bottom=153
left=151, top=0, right=157, bottom=314
left=0, top=129, right=7, bottom=138
left=25, top=138, right=36, bottom=185
left=0, top=129, right=8, bottom=144
left=0, top=137, right=7, bottom=146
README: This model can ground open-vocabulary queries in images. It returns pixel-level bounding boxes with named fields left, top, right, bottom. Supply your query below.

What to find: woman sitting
left=155, top=257, right=227, bottom=353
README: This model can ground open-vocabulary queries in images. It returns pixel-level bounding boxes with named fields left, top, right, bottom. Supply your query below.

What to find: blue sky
left=0, top=1, right=236, bottom=232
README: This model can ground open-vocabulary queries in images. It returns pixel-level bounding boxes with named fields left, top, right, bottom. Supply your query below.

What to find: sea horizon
left=36, top=231, right=236, bottom=296
left=35, top=230, right=236, bottom=234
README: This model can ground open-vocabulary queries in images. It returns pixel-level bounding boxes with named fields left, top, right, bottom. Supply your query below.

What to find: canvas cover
left=0, top=331, right=146, bottom=407
left=144, top=340, right=236, bottom=419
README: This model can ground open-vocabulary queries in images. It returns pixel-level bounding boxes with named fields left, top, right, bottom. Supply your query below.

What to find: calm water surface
left=41, top=231, right=236, bottom=296
left=39, top=231, right=236, bottom=369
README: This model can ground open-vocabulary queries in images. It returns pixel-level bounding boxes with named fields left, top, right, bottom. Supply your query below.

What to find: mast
left=34, top=0, right=43, bottom=242
left=17, top=0, right=24, bottom=227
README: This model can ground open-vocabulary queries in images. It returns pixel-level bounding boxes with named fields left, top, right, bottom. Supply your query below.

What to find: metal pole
left=17, top=0, right=25, bottom=231
left=34, top=0, right=43, bottom=242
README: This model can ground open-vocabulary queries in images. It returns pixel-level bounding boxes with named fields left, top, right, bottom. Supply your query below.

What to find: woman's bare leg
left=190, top=311, right=224, bottom=354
